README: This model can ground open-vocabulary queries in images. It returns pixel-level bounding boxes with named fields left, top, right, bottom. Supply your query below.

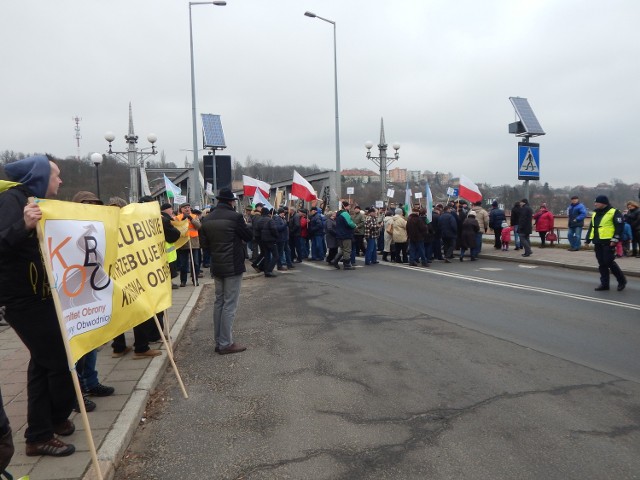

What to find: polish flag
left=291, top=170, right=317, bottom=201
left=242, top=175, right=271, bottom=198
left=458, top=175, right=482, bottom=204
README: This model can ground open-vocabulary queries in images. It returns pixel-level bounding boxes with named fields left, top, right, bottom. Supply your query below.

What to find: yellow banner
left=37, top=200, right=172, bottom=362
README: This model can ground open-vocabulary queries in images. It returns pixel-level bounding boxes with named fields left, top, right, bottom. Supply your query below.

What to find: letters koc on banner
left=38, top=200, right=172, bottom=362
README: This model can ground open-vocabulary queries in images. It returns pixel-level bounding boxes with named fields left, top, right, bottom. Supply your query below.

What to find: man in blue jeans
left=567, top=195, right=587, bottom=251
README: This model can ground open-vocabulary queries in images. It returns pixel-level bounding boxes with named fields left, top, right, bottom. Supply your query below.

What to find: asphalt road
left=115, top=259, right=640, bottom=480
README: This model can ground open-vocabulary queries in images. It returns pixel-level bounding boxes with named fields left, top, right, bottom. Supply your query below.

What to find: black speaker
left=203, top=155, right=232, bottom=193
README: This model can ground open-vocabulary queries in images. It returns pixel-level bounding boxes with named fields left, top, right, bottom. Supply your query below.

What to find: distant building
left=341, top=168, right=380, bottom=184
left=408, top=170, right=422, bottom=182
left=388, top=167, right=407, bottom=183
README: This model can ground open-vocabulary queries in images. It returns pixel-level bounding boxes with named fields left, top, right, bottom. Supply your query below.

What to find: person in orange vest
left=175, top=202, right=202, bottom=287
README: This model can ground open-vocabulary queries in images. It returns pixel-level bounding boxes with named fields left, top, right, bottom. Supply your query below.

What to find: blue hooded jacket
left=3, top=155, right=51, bottom=198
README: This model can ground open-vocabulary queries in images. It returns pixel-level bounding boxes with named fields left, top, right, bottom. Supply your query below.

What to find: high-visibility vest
left=589, top=208, right=615, bottom=240
left=176, top=213, right=198, bottom=238
left=165, top=241, right=177, bottom=263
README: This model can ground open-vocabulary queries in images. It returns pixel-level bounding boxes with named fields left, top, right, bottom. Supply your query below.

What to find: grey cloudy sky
left=1, top=0, right=638, bottom=188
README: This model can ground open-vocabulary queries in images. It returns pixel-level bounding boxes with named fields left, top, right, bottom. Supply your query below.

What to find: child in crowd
left=618, top=221, right=632, bottom=257
left=500, top=221, right=512, bottom=251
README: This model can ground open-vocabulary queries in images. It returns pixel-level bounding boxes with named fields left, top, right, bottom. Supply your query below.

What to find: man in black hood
left=0, top=155, right=76, bottom=457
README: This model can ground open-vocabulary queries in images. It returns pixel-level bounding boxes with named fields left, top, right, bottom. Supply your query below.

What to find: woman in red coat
left=533, top=204, right=555, bottom=247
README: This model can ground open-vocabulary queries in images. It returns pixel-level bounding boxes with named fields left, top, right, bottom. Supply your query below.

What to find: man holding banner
left=0, top=155, right=76, bottom=457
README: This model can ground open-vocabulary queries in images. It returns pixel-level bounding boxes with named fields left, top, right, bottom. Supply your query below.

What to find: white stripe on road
left=391, top=263, right=640, bottom=311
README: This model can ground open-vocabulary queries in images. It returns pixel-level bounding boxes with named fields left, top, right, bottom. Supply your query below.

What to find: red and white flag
left=242, top=175, right=271, bottom=198
left=458, top=175, right=482, bottom=204
left=291, top=170, right=317, bottom=201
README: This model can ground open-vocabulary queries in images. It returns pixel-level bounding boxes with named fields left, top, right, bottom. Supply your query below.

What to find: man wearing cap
left=350, top=205, right=366, bottom=264
left=175, top=202, right=202, bottom=287
left=489, top=200, right=506, bottom=250
left=200, top=189, right=253, bottom=354
left=567, top=195, right=587, bottom=251
left=585, top=195, right=627, bottom=291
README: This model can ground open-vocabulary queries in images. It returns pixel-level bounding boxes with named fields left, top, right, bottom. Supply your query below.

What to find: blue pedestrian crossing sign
left=518, top=142, right=540, bottom=180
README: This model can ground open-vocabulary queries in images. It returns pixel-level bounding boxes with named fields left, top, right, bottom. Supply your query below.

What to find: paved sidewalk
left=1, top=249, right=638, bottom=479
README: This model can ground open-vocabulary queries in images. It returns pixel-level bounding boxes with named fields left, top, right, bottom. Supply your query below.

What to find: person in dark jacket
left=288, top=207, right=303, bottom=263
left=333, top=201, right=357, bottom=270
left=439, top=206, right=458, bottom=262
left=460, top=210, right=480, bottom=261
left=626, top=200, right=640, bottom=257
left=406, top=207, right=428, bottom=266
left=254, top=207, right=279, bottom=277
left=273, top=208, right=292, bottom=271
left=307, top=206, right=325, bottom=261
left=200, top=189, right=253, bottom=354
left=489, top=200, right=506, bottom=249
left=0, top=155, right=76, bottom=457
left=567, top=196, right=588, bottom=251
left=585, top=195, right=627, bottom=291
left=325, top=211, right=338, bottom=263
left=510, top=201, right=522, bottom=250
left=518, top=198, right=534, bottom=257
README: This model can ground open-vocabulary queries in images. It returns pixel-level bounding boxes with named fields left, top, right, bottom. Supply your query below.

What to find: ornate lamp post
left=365, top=118, right=400, bottom=201
left=103, top=104, right=157, bottom=203
left=90, top=152, right=103, bottom=200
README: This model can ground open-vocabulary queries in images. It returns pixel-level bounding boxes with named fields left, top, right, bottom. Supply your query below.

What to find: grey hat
left=395, top=208, right=403, bottom=215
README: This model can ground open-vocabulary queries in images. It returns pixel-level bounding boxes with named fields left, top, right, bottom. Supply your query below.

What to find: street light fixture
left=304, top=10, right=341, bottom=209
left=365, top=118, right=400, bottom=201
left=102, top=104, right=157, bottom=203
left=189, top=1, right=226, bottom=206
left=90, top=152, right=103, bottom=200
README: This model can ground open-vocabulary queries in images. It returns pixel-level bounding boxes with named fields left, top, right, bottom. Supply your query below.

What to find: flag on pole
left=458, top=175, right=482, bottom=204
left=242, top=175, right=271, bottom=198
left=425, top=183, right=433, bottom=222
left=253, top=188, right=274, bottom=211
left=164, top=174, right=181, bottom=199
left=403, top=182, right=412, bottom=216
left=291, top=170, right=317, bottom=201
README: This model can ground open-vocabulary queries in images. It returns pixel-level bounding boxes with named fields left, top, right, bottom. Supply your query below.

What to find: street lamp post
left=90, top=152, right=103, bottom=200
left=365, top=118, right=400, bottom=202
left=103, top=104, right=157, bottom=203
left=189, top=1, right=226, bottom=206
left=304, top=11, right=341, bottom=209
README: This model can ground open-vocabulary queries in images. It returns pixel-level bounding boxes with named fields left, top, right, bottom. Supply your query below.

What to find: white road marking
left=478, top=267, right=503, bottom=271
left=385, top=262, right=640, bottom=311
left=518, top=265, right=539, bottom=269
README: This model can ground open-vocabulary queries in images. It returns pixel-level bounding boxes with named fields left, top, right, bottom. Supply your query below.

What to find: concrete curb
left=82, top=284, right=206, bottom=480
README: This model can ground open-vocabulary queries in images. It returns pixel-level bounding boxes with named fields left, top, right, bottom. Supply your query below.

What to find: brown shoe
left=26, top=438, right=75, bottom=457
left=133, top=349, right=162, bottom=360
left=112, top=346, right=132, bottom=358
left=53, top=419, right=75, bottom=436
left=218, top=343, right=246, bottom=355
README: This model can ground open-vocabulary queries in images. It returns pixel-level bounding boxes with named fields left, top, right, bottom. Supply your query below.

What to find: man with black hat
left=200, top=188, right=253, bottom=354
left=585, top=195, right=627, bottom=291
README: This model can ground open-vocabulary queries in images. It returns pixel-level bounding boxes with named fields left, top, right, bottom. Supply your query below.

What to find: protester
left=382, top=210, right=395, bottom=262
left=391, top=208, right=409, bottom=263
left=199, top=189, right=253, bottom=354
left=288, top=207, right=303, bottom=263
left=510, top=201, right=522, bottom=250
left=460, top=210, right=479, bottom=261
left=175, top=202, right=201, bottom=287
left=364, top=207, right=381, bottom=265
left=0, top=155, right=75, bottom=457
left=439, top=205, right=458, bottom=263
left=470, top=200, right=489, bottom=258
left=533, top=203, right=555, bottom=248
left=625, top=201, right=640, bottom=257
left=307, top=206, right=325, bottom=261
left=333, top=201, right=357, bottom=270
left=406, top=206, right=428, bottom=266
left=585, top=195, right=627, bottom=291
left=325, top=211, right=338, bottom=264
left=567, top=196, right=588, bottom=251
left=500, top=221, right=513, bottom=251
left=518, top=199, right=534, bottom=257
left=489, top=200, right=506, bottom=250
left=254, top=207, right=279, bottom=277
left=350, top=205, right=366, bottom=262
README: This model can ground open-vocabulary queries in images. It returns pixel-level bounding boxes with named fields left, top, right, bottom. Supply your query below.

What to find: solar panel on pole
left=201, top=114, right=226, bottom=149
left=509, top=97, right=545, bottom=136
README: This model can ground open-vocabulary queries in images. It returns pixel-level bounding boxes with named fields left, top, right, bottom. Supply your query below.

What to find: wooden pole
left=153, top=315, right=188, bottom=399
left=35, top=204, right=103, bottom=480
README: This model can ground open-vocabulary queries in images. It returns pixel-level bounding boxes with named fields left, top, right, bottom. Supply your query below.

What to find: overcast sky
left=2, top=0, right=639, bottom=188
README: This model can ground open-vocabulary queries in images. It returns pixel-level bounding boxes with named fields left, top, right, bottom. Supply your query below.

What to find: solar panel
left=509, top=97, right=545, bottom=136
left=201, top=114, right=226, bottom=149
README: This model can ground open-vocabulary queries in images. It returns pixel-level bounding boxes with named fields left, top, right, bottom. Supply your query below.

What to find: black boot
left=333, top=254, right=343, bottom=269
left=343, top=261, right=355, bottom=270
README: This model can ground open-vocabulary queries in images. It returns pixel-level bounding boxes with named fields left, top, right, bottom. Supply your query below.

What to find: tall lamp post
left=103, top=104, right=157, bottom=203
left=304, top=11, right=341, bottom=209
left=365, top=118, right=400, bottom=202
left=90, top=152, right=103, bottom=200
left=189, top=1, right=226, bottom=206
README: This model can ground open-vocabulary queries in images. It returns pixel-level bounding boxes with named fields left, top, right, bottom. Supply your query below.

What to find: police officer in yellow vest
left=585, top=195, right=627, bottom=291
